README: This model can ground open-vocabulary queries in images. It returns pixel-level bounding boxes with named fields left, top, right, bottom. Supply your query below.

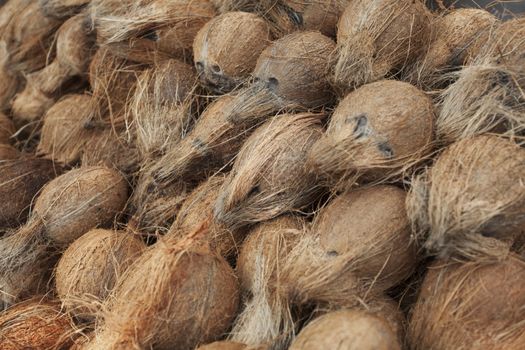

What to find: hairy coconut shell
left=0, top=299, right=76, bottom=349
left=0, top=158, right=60, bottom=229
left=289, top=309, right=401, bottom=350
left=85, top=237, right=239, bottom=350
left=55, top=229, right=145, bottom=320
left=0, top=144, right=19, bottom=160
left=409, top=255, right=525, bottom=350
left=407, top=135, right=525, bottom=259
left=333, top=0, right=432, bottom=92
left=214, top=113, right=324, bottom=230
left=0, top=111, right=15, bottom=144
left=193, top=11, right=271, bottom=93
left=308, top=80, right=435, bottom=188
left=39, top=0, right=90, bottom=19
left=0, top=41, right=21, bottom=111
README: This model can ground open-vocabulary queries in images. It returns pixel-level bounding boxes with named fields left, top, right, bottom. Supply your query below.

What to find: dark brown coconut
left=308, top=80, right=435, bottom=189
left=0, top=158, right=60, bottom=229
left=0, top=111, right=15, bottom=144
left=289, top=309, right=402, bottom=350
left=409, top=255, right=525, bottom=350
left=437, top=18, right=525, bottom=143
left=407, top=135, right=525, bottom=259
left=332, top=0, right=432, bottom=92
left=214, top=113, right=325, bottom=230
left=0, top=298, right=76, bottom=349
left=193, top=11, right=271, bottom=93
left=84, top=236, right=239, bottom=350
left=39, top=0, right=90, bottom=19
left=55, top=229, right=145, bottom=321
left=0, top=166, right=128, bottom=306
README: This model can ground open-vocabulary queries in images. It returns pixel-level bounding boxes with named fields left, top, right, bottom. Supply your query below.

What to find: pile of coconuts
left=1, top=0, right=525, bottom=349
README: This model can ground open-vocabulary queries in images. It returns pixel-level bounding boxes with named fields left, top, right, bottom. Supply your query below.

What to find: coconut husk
left=214, top=113, right=325, bottom=230
left=437, top=18, right=525, bottom=143
left=332, top=0, right=432, bottom=93
left=197, top=341, right=249, bottom=350
left=193, top=11, right=271, bottom=94
left=39, top=0, right=91, bottom=19
left=0, top=144, right=19, bottom=160
left=84, top=234, right=239, bottom=350
left=0, top=166, right=128, bottom=306
left=307, top=80, right=435, bottom=190
left=55, top=228, right=145, bottom=321
left=0, top=111, right=15, bottom=144
left=407, top=135, right=525, bottom=260
left=0, top=298, right=77, bottom=349
left=409, top=255, right=525, bottom=350
left=0, top=41, right=21, bottom=111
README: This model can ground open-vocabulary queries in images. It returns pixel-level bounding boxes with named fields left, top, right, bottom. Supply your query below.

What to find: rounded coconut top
left=0, top=112, right=15, bottom=144
left=193, top=11, right=271, bottom=93
left=253, top=31, right=335, bottom=108
left=55, top=229, right=145, bottom=320
left=409, top=255, right=525, bottom=350
left=289, top=309, right=401, bottom=350
left=39, top=0, right=91, bottom=19
left=197, top=341, right=248, bottom=350
left=55, top=13, right=94, bottom=74
left=32, top=166, right=128, bottom=246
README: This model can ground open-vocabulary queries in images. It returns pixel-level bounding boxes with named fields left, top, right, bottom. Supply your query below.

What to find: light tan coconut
left=289, top=309, right=402, bottom=350
left=197, top=341, right=248, bottom=350
left=39, top=0, right=91, bottom=19
left=437, top=18, right=525, bottom=143
left=308, top=80, right=435, bottom=189
left=0, top=166, right=128, bottom=306
left=0, top=298, right=76, bottom=349
left=332, top=0, right=432, bottom=93
left=0, top=41, right=21, bottom=111
left=84, top=235, right=239, bottom=350
left=55, top=229, right=145, bottom=321
left=409, top=255, right=525, bottom=350
left=193, top=11, right=271, bottom=93
left=214, top=113, right=325, bottom=230
left=407, top=134, right=525, bottom=259
left=0, top=111, right=15, bottom=144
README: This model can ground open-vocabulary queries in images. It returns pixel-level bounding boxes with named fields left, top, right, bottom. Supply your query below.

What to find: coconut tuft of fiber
left=437, top=17, right=525, bottom=143
left=193, top=11, right=271, bottom=94
left=0, top=166, right=128, bottom=307
left=55, top=228, right=145, bottom=321
left=0, top=298, right=77, bottom=349
left=406, top=134, right=525, bottom=260
left=332, top=0, right=432, bottom=93
left=404, top=8, right=497, bottom=90
left=84, top=234, right=239, bottom=350
left=409, top=255, right=525, bottom=350
left=307, top=80, right=435, bottom=190
left=39, top=0, right=91, bottom=19
left=214, top=113, right=325, bottom=230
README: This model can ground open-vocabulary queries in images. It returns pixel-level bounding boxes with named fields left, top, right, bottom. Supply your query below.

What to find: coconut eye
left=195, top=61, right=204, bottom=73
left=267, top=77, right=279, bottom=90
left=211, top=64, right=222, bottom=74
left=351, top=114, right=369, bottom=139
left=248, top=185, right=260, bottom=197
left=377, top=141, right=394, bottom=158
left=141, top=29, right=158, bottom=41
left=327, top=250, right=339, bottom=257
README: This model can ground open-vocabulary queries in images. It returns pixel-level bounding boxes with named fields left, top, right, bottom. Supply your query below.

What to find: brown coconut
left=0, top=166, right=128, bottom=306
left=214, top=113, right=325, bottom=230
left=55, top=229, right=145, bottom=321
left=409, top=255, right=525, bottom=350
left=11, top=13, right=94, bottom=123
left=289, top=309, right=402, bottom=350
left=407, top=135, right=525, bottom=259
left=0, top=111, right=15, bottom=144
left=197, top=341, right=248, bottom=350
left=0, top=144, right=19, bottom=160
left=84, top=236, right=239, bottom=350
left=437, top=18, right=525, bottom=143
left=308, top=80, right=435, bottom=189
left=0, top=158, right=60, bottom=229
left=0, top=298, right=76, bottom=349
left=0, top=41, right=21, bottom=111
left=37, top=94, right=95, bottom=165
left=405, top=8, right=497, bottom=89
left=193, top=11, right=271, bottom=93
left=332, top=0, right=432, bottom=92
left=39, top=0, right=90, bottom=19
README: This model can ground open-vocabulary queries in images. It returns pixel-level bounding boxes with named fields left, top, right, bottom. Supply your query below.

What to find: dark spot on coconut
left=141, top=30, right=158, bottom=41
left=248, top=186, right=260, bottom=197
left=327, top=250, right=339, bottom=257
left=191, top=138, right=207, bottom=152
left=195, top=61, right=204, bottom=73
left=267, top=77, right=279, bottom=91
left=496, top=71, right=510, bottom=86
left=351, top=114, right=369, bottom=139
left=211, top=64, right=222, bottom=74
left=285, top=6, right=303, bottom=26
left=378, top=141, right=394, bottom=158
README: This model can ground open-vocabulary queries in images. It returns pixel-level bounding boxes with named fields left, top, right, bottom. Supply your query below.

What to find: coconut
left=407, top=135, right=525, bottom=259
left=0, top=166, right=128, bottom=306
left=197, top=341, right=248, bottom=350
left=289, top=309, right=402, bottom=350
left=437, top=18, right=525, bottom=143
left=39, top=0, right=90, bottom=19
left=0, top=111, right=15, bottom=144
left=11, top=13, right=94, bottom=123
left=0, top=144, right=19, bottom=160
left=193, top=12, right=271, bottom=93
left=131, top=58, right=197, bottom=159
left=332, top=0, right=432, bottom=93
left=0, top=41, right=21, bottom=111
left=0, top=158, right=60, bottom=229
left=0, top=298, right=76, bottom=349
left=84, top=235, right=239, bottom=350
left=405, top=8, right=497, bottom=90
left=55, top=229, right=145, bottom=321
left=214, top=113, right=325, bottom=230
left=308, top=80, right=435, bottom=189
left=37, top=94, right=95, bottom=165
left=409, top=255, right=525, bottom=350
